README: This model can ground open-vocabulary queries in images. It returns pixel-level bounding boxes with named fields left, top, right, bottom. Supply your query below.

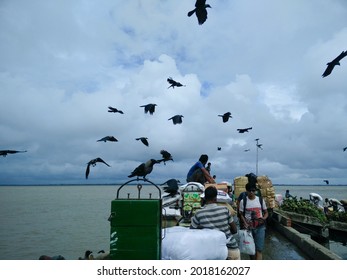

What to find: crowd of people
left=186, top=154, right=268, bottom=260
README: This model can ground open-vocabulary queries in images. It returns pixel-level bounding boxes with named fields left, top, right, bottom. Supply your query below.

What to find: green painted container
left=109, top=199, right=162, bottom=260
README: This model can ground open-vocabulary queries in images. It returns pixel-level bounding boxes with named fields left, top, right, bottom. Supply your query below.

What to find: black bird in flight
left=160, top=179, right=181, bottom=196
left=128, top=159, right=160, bottom=179
left=136, top=137, right=149, bottom=147
left=85, top=157, right=110, bottom=179
left=159, top=150, right=173, bottom=165
left=217, top=147, right=221, bottom=151
left=140, top=103, right=157, bottom=115
left=237, top=127, right=252, bottom=133
left=97, top=136, right=118, bottom=142
left=218, top=112, right=232, bottom=123
left=244, top=149, right=250, bottom=152
left=343, top=147, right=347, bottom=152
left=323, top=180, right=329, bottom=185
left=0, top=150, right=27, bottom=157
left=322, top=50, right=347, bottom=77
left=108, top=106, right=124, bottom=114
left=168, top=115, right=184, bottom=125
left=188, top=0, right=211, bottom=25
left=257, top=144, right=263, bottom=150
left=167, top=77, right=185, bottom=89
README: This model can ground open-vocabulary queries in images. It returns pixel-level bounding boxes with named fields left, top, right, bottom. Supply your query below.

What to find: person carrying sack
left=239, top=180, right=268, bottom=260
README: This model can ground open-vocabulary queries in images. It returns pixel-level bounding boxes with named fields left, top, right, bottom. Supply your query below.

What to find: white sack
left=161, top=226, right=228, bottom=260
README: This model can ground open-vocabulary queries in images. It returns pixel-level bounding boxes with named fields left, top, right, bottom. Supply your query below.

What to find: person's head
left=245, top=181, right=257, bottom=198
left=204, top=186, right=217, bottom=202
left=286, top=190, right=289, bottom=193
left=199, top=154, right=209, bottom=165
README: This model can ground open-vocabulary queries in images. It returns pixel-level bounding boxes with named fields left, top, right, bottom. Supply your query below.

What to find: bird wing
left=149, top=104, right=155, bottom=114
left=96, top=157, right=110, bottom=167
left=128, top=163, right=145, bottom=177
left=140, top=105, right=150, bottom=113
left=142, top=138, right=149, bottom=146
left=85, top=163, right=91, bottom=179
left=322, top=63, right=335, bottom=77
left=167, top=77, right=175, bottom=84
left=333, top=50, right=347, bottom=63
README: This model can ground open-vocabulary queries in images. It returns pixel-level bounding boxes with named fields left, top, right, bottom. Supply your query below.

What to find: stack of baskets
left=233, top=175, right=276, bottom=209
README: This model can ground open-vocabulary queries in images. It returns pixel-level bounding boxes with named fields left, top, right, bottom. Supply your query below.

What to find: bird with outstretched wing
left=237, top=127, right=252, bottom=133
left=0, top=150, right=27, bottom=157
left=140, top=103, right=157, bottom=115
left=85, top=157, right=110, bottom=179
left=187, top=0, right=212, bottom=25
left=97, top=136, right=118, bottom=142
left=108, top=106, right=124, bottom=114
left=322, top=50, right=347, bottom=77
left=158, top=150, right=173, bottom=165
left=136, top=137, right=149, bottom=146
left=167, top=77, right=185, bottom=89
left=168, top=115, right=184, bottom=125
left=218, top=112, right=232, bottom=123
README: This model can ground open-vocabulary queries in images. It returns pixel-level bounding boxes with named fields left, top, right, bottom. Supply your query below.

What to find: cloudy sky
left=1, top=0, right=347, bottom=186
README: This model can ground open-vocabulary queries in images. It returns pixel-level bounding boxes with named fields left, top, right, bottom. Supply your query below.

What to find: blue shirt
left=186, top=161, right=204, bottom=179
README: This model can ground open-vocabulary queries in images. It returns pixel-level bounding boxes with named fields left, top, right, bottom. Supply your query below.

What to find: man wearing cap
left=239, top=181, right=268, bottom=260
left=190, top=186, right=240, bottom=260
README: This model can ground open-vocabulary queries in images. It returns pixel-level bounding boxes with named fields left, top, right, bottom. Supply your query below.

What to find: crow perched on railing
left=128, top=159, right=160, bottom=179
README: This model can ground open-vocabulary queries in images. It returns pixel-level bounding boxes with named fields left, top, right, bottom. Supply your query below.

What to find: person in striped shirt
left=190, top=186, right=240, bottom=260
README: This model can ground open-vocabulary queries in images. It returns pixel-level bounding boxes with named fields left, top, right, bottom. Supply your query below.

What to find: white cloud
left=1, top=1, right=347, bottom=185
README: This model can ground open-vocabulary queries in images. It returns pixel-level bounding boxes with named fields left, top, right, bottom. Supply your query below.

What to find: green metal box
left=110, top=199, right=162, bottom=260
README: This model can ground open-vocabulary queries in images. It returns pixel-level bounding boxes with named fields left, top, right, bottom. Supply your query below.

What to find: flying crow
left=237, top=127, right=252, bottom=133
left=159, top=150, right=173, bottom=165
left=136, top=137, right=149, bottom=147
left=218, top=112, right=232, bottom=123
left=322, top=50, right=347, bottom=77
left=244, top=149, right=250, bottom=152
left=257, top=144, right=263, bottom=150
left=217, top=147, right=221, bottom=151
left=97, top=136, right=118, bottom=142
left=86, top=157, right=110, bottom=179
left=343, top=147, right=347, bottom=152
left=108, top=106, right=124, bottom=114
left=187, top=0, right=211, bottom=25
left=323, top=180, right=329, bottom=185
left=167, top=77, right=185, bottom=89
left=168, top=115, right=184, bottom=125
left=0, top=150, right=27, bottom=157
left=128, top=159, right=160, bottom=179
left=140, top=103, right=157, bottom=115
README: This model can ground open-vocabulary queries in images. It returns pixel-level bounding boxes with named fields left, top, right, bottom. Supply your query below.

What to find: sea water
left=0, top=184, right=346, bottom=260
